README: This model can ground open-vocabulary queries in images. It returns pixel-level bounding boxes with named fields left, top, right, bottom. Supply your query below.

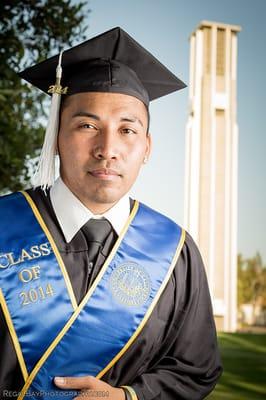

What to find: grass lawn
left=207, top=333, right=266, bottom=400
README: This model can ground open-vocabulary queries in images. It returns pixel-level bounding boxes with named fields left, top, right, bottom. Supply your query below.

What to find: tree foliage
left=0, top=0, right=89, bottom=193
left=238, top=252, right=266, bottom=308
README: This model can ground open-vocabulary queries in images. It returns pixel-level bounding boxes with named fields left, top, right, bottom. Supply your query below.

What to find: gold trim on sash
left=18, top=201, right=140, bottom=400
left=20, top=191, right=78, bottom=311
left=0, top=288, right=28, bottom=381
left=97, top=228, right=186, bottom=379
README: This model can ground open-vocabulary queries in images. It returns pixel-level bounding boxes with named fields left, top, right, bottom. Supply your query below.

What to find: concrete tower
left=185, top=21, right=241, bottom=332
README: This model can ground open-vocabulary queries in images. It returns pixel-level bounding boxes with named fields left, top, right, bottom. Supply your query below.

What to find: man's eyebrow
left=71, top=111, right=100, bottom=120
left=71, top=112, right=144, bottom=127
left=120, top=116, right=144, bottom=127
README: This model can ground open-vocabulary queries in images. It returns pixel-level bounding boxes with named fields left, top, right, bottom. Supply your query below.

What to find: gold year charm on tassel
left=48, top=84, right=68, bottom=95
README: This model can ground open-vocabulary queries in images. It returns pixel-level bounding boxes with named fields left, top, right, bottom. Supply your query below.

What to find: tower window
left=216, top=28, right=225, bottom=76
left=204, top=27, right=212, bottom=73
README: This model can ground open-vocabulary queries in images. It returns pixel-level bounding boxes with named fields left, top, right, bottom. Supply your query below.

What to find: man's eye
left=122, top=128, right=137, bottom=135
left=79, top=123, right=97, bottom=130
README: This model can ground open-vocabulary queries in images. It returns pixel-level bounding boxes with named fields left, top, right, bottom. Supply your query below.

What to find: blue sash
left=0, top=192, right=77, bottom=379
left=0, top=191, right=185, bottom=400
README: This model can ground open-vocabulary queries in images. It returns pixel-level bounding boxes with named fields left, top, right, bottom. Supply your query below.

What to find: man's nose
left=92, top=129, right=119, bottom=160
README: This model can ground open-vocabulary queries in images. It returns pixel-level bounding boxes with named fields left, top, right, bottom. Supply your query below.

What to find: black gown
left=0, top=188, right=222, bottom=400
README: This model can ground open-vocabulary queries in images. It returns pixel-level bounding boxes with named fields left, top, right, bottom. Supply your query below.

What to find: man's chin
left=85, top=188, right=125, bottom=206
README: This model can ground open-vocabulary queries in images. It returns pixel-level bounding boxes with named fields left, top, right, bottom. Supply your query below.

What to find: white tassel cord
left=32, top=51, right=64, bottom=190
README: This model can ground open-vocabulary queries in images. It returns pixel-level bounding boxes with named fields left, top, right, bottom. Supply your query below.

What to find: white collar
left=50, top=177, right=130, bottom=243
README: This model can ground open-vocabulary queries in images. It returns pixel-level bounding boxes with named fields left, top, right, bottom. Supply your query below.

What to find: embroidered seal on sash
left=109, top=262, right=151, bottom=307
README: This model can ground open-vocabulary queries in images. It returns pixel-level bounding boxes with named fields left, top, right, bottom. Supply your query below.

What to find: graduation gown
left=0, top=188, right=222, bottom=400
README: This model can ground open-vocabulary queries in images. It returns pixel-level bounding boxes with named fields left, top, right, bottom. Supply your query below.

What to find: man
left=0, top=27, right=222, bottom=400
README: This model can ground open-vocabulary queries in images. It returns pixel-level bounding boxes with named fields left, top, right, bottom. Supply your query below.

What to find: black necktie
left=81, top=218, right=113, bottom=264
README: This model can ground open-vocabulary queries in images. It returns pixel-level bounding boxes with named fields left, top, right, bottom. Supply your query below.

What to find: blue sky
left=78, top=0, right=266, bottom=260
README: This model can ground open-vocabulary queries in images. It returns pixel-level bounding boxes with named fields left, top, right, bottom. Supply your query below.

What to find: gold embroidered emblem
left=109, top=262, right=151, bottom=307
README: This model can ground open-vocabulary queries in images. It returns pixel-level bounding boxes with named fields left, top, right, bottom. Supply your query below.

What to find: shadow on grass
left=207, top=333, right=266, bottom=400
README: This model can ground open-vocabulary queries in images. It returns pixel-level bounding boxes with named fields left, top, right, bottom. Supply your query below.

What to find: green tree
left=238, top=252, right=266, bottom=309
left=0, top=0, right=89, bottom=193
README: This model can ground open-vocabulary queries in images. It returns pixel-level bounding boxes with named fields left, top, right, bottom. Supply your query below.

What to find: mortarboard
left=19, top=27, right=186, bottom=189
left=19, top=27, right=186, bottom=107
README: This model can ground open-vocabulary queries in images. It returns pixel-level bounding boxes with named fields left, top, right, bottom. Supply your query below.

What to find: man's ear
left=144, top=132, right=152, bottom=163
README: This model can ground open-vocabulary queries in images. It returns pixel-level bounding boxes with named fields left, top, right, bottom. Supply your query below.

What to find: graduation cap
left=19, top=27, right=186, bottom=189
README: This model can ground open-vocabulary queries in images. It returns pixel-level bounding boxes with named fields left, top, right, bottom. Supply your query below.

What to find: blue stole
left=0, top=191, right=185, bottom=400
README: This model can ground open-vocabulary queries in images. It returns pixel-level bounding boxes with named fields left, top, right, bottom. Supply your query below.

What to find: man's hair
left=145, top=106, right=150, bottom=134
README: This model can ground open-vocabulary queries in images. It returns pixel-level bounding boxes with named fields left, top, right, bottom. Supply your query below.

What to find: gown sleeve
left=0, top=306, right=24, bottom=397
left=129, top=232, right=223, bottom=400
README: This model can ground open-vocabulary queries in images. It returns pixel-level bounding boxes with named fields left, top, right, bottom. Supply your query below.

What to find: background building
left=185, top=21, right=241, bottom=331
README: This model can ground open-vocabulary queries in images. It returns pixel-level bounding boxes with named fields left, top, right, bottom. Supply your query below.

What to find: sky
left=75, top=0, right=266, bottom=260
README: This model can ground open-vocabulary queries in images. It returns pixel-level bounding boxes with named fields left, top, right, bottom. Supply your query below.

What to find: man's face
left=58, top=92, right=151, bottom=212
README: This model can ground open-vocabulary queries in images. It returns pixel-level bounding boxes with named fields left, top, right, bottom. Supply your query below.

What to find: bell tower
left=185, top=21, right=241, bottom=331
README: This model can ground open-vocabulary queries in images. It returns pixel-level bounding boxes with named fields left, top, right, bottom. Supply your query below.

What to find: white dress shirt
left=50, top=177, right=130, bottom=243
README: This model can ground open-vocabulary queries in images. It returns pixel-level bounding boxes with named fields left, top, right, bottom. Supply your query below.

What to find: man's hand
left=54, top=376, right=126, bottom=400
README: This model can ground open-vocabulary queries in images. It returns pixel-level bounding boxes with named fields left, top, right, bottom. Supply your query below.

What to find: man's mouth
left=88, top=168, right=121, bottom=180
